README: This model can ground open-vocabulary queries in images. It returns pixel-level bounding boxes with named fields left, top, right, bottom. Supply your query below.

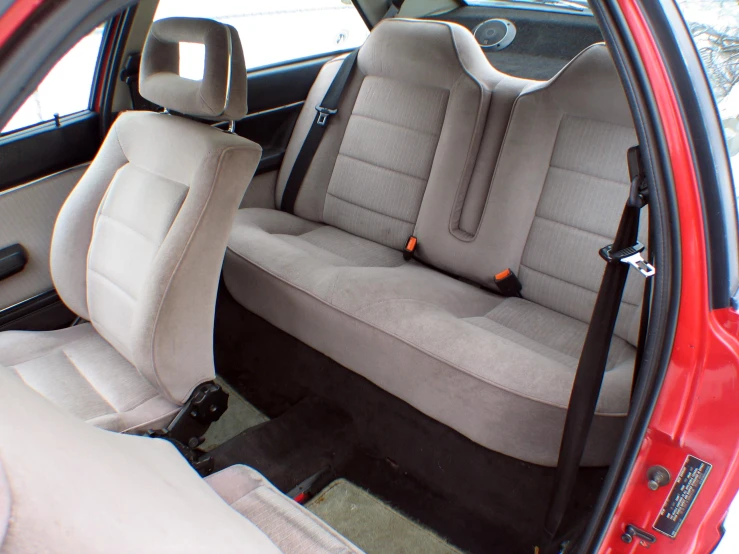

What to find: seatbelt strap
left=381, top=0, right=405, bottom=19
left=632, top=250, right=653, bottom=399
left=280, top=50, right=359, bottom=213
left=539, top=146, right=654, bottom=553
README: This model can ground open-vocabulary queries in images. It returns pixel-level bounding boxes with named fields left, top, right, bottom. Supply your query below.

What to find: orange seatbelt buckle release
left=403, top=236, right=417, bottom=261
left=494, top=268, right=522, bottom=297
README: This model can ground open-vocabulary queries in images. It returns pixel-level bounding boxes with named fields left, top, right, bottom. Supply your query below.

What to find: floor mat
left=214, top=284, right=607, bottom=553
left=201, top=377, right=269, bottom=452
left=307, top=480, right=464, bottom=554
left=209, top=397, right=353, bottom=492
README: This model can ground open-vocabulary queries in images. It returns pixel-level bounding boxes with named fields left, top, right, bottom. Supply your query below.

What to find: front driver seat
left=0, top=18, right=262, bottom=433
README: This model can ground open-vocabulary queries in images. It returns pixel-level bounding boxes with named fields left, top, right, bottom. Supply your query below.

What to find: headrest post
left=227, top=120, right=236, bottom=134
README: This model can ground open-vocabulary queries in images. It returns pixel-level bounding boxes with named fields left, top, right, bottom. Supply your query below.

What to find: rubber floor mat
left=307, top=479, right=465, bottom=554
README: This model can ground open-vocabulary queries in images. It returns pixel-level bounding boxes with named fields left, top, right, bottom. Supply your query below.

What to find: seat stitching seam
left=98, top=213, right=159, bottom=245
left=88, top=268, right=138, bottom=302
left=530, top=213, right=617, bottom=242
left=519, top=264, right=640, bottom=308
left=336, top=151, right=431, bottom=182
left=225, top=247, right=627, bottom=416
left=547, top=163, right=629, bottom=186
left=61, top=348, right=120, bottom=414
left=463, top=317, right=580, bottom=366
left=0, top=333, right=90, bottom=366
left=349, top=113, right=441, bottom=138
left=326, top=192, right=418, bottom=225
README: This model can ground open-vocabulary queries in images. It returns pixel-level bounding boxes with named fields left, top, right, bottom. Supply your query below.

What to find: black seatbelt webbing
left=540, top=146, right=653, bottom=552
left=280, top=50, right=359, bottom=214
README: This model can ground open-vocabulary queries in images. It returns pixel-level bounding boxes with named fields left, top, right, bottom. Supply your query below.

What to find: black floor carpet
left=213, top=284, right=607, bottom=554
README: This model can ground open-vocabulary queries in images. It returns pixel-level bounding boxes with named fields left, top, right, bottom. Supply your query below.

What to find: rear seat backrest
left=415, top=44, right=645, bottom=344
left=276, top=18, right=504, bottom=250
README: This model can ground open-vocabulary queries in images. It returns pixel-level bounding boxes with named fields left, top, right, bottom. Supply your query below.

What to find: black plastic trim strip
left=0, top=111, right=99, bottom=192
left=0, top=290, right=58, bottom=326
left=99, top=5, right=137, bottom=133
left=247, top=53, right=349, bottom=114
left=573, top=1, right=683, bottom=552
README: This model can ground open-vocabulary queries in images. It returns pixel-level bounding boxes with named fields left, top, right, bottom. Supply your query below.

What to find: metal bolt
left=188, top=437, right=199, bottom=449
left=621, top=533, right=633, bottom=543
left=647, top=465, right=671, bottom=490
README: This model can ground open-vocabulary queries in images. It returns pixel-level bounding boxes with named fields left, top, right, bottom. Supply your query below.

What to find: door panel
left=0, top=113, right=99, bottom=192
left=0, top=21, right=111, bottom=330
left=0, top=165, right=87, bottom=311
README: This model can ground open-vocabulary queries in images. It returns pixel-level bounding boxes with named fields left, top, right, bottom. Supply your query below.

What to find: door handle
left=0, top=244, right=28, bottom=281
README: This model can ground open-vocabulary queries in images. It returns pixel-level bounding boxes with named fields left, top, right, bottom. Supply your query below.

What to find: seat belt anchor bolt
left=315, top=105, right=338, bottom=126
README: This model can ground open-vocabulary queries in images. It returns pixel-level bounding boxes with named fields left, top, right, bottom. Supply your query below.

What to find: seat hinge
left=144, top=381, right=229, bottom=476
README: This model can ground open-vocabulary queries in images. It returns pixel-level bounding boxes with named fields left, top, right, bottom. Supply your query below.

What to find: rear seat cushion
left=207, top=465, right=363, bottom=553
left=224, top=255, right=630, bottom=466
left=225, top=34, right=639, bottom=466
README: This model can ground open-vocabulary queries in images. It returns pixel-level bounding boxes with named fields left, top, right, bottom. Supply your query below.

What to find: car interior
left=0, top=1, right=657, bottom=552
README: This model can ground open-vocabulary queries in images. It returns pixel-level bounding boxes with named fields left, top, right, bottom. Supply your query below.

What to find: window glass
left=677, top=0, right=739, bottom=208
left=153, top=0, right=370, bottom=71
left=1, top=25, right=106, bottom=134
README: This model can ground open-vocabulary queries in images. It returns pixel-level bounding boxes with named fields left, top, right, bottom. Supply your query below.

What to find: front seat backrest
left=49, top=18, right=261, bottom=405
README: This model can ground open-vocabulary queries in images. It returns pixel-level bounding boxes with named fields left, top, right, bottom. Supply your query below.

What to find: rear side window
left=153, top=0, right=370, bottom=71
left=1, top=25, right=106, bottom=134
left=677, top=0, right=739, bottom=207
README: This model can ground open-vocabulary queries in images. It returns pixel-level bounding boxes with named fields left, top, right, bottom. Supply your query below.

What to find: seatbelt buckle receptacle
left=315, top=105, right=338, bottom=126
left=494, top=268, right=523, bottom=297
left=403, top=236, right=417, bottom=261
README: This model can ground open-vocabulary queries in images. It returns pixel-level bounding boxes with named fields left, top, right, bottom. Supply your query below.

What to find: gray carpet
left=201, top=378, right=269, bottom=451
left=307, top=480, right=465, bottom=554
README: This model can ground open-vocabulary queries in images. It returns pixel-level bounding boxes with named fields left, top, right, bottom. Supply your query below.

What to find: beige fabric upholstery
left=0, top=369, right=284, bottom=554
left=0, top=165, right=86, bottom=311
left=207, top=466, right=364, bottom=553
left=414, top=43, right=644, bottom=345
left=0, top=369, right=363, bottom=553
left=0, top=459, right=8, bottom=548
left=0, top=18, right=261, bottom=430
left=225, top=33, right=641, bottom=466
left=140, top=17, right=248, bottom=121
left=274, top=18, right=507, bottom=250
left=0, top=324, right=179, bottom=432
left=49, top=111, right=261, bottom=406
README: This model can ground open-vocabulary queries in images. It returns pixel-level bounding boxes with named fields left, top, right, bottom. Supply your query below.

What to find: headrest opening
left=140, top=17, right=248, bottom=122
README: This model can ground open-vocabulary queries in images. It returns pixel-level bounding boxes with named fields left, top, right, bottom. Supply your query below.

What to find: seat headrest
left=538, top=43, right=632, bottom=127
left=358, top=18, right=499, bottom=89
left=140, top=17, right=247, bottom=121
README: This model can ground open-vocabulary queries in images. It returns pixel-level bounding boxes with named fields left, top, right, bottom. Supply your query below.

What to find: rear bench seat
left=224, top=18, right=646, bottom=466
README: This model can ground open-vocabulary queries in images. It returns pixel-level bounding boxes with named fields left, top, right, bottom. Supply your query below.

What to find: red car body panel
left=603, top=1, right=739, bottom=552
left=1, top=1, right=738, bottom=552
left=0, top=0, right=41, bottom=48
